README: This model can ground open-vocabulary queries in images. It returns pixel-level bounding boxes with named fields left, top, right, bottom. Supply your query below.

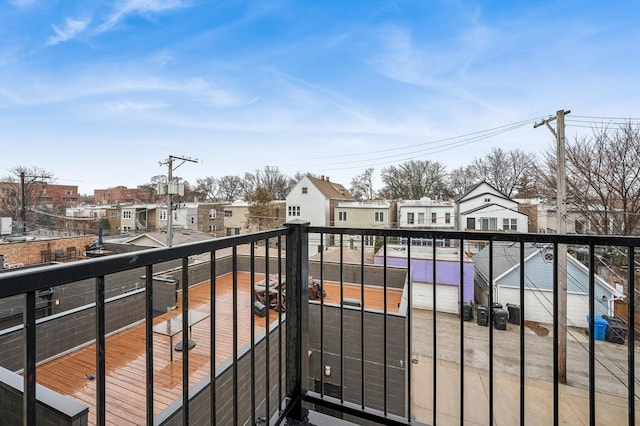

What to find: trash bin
left=462, top=302, right=474, bottom=321
left=494, top=309, right=508, bottom=330
left=506, top=303, right=521, bottom=325
left=602, top=315, right=627, bottom=344
left=586, top=315, right=608, bottom=341
left=491, top=302, right=503, bottom=312
left=477, top=305, right=489, bottom=327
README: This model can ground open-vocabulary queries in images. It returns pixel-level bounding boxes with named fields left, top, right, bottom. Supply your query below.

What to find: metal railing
left=0, top=221, right=638, bottom=425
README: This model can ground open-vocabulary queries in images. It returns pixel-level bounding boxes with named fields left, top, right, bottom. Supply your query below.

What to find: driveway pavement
left=410, top=308, right=640, bottom=425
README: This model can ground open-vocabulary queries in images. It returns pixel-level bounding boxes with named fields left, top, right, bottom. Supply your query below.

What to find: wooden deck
left=35, top=273, right=403, bottom=425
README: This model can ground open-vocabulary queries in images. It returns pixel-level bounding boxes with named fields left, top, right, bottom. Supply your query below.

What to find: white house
left=397, top=197, right=455, bottom=230
left=286, top=175, right=355, bottom=255
left=156, top=202, right=200, bottom=232
left=455, top=181, right=528, bottom=233
left=334, top=200, right=395, bottom=251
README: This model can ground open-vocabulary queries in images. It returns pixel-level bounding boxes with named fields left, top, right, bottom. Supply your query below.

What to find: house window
left=209, top=225, right=216, bottom=232
left=374, top=212, right=384, bottom=222
left=122, top=226, right=131, bottom=233
left=209, top=209, right=217, bottom=219
left=122, top=211, right=131, bottom=219
left=417, top=213, right=425, bottom=224
left=503, top=218, right=517, bottom=231
left=225, top=210, right=233, bottom=217
left=302, top=187, right=308, bottom=194
left=431, top=212, right=437, bottom=224
left=407, top=213, right=415, bottom=224
left=364, top=235, right=375, bottom=246
left=445, top=213, right=451, bottom=224
left=288, top=206, right=300, bottom=217
left=480, top=217, right=497, bottom=230
left=484, top=197, right=491, bottom=203
left=159, top=210, right=167, bottom=220
left=174, top=212, right=178, bottom=220
left=65, top=190, right=73, bottom=195
left=191, top=217, right=195, bottom=224
left=338, top=211, right=347, bottom=221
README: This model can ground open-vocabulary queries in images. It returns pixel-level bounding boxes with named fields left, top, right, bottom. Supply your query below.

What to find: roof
left=473, top=242, right=541, bottom=280
left=454, top=180, right=509, bottom=203
left=459, top=203, right=526, bottom=216
left=124, top=230, right=215, bottom=247
left=306, top=176, right=355, bottom=201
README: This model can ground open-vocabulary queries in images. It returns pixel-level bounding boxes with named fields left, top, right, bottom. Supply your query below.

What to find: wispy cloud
left=47, top=17, right=91, bottom=46
left=8, top=0, right=37, bottom=8
left=99, top=0, right=189, bottom=33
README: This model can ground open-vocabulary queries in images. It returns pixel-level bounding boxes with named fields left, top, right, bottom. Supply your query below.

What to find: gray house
left=473, top=242, right=621, bottom=326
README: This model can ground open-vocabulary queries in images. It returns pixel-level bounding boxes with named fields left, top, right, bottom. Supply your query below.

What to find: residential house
left=286, top=175, right=355, bottom=255
left=333, top=200, right=395, bottom=251
left=455, top=181, right=528, bottom=233
left=223, top=200, right=250, bottom=236
left=397, top=197, right=455, bottom=230
left=374, top=245, right=474, bottom=314
left=473, top=242, right=622, bottom=325
left=118, top=204, right=158, bottom=234
left=196, top=203, right=228, bottom=237
left=536, top=201, right=618, bottom=234
left=94, top=186, right=153, bottom=205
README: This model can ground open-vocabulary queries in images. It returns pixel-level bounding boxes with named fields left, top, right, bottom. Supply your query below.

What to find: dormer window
left=302, top=187, right=308, bottom=194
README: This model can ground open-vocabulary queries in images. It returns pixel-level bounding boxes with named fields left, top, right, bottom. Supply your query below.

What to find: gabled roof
left=459, top=203, right=526, bottom=216
left=306, top=176, right=355, bottom=201
left=454, top=180, right=510, bottom=203
left=473, top=242, right=541, bottom=283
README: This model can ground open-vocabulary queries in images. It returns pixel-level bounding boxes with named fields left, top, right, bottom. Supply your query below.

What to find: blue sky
left=2, top=0, right=640, bottom=194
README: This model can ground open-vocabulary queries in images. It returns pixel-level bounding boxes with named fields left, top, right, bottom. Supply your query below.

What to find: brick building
left=94, top=186, right=154, bottom=205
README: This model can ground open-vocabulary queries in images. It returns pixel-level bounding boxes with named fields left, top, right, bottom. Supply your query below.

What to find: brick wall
left=0, top=236, right=95, bottom=266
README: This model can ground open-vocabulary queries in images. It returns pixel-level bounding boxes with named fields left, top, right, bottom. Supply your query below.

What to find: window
left=288, top=206, right=300, bottom=217
left=159, top=210, right=167, bottom=220
left=225, top=210, right=233, bottom=217
left=122, top=226, right=131, bottom=233
left=65, top=190, right=73, bottom=195
left=209, top=209, right=217, bottom=219
left=338, top=211, right=347, bottom=221
left=445, top=212, right=451, bottom=224
left=374, top=211, right=384, bottom=222
left=209, top=225, right=217, bottom=232
left=302, top=187, right=308, bottom=194
left=484, top=197, right=491, bottom=203
left=431, top=212, right=437, bottom=224
left=480, top=217, right=497, bottom=230
left=407, top=213, right=415, bottom=224
left=123, top=211, right=131, bottom=219
left=191, top=217, right=195, bottom=224
left=174, top=212, right=178, bottom=220
left=417, top=213, right=425, bottom=224
left=364, top=235, right=375, bottom=246
left=503, top=218, right=517, bottom=231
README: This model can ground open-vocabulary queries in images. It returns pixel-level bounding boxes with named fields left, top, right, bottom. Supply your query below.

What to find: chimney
left=320, top=175, right=324, bottom=181
left=325, top=176, right=329, bottom=182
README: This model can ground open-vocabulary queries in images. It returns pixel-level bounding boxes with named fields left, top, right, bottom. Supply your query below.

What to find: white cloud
left=8, top=0, right=37, bottom=8
left=99, top=0, right=189, bottom=33
left=47, top=17, right=90, bottom=46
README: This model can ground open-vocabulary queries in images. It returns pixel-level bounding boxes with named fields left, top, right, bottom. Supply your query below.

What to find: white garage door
left=412, top=282, right=459, bottom=314
left=499, top=286, right=591, bottom=326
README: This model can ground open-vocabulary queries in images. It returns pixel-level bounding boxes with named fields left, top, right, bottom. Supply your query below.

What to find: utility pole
left=159, top=155, right=197, bottom=247
left=534, top=109, right=570, bottom=383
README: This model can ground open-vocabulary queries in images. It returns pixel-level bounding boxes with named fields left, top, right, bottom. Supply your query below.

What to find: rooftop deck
left=34, top=272, right=403, bottom=425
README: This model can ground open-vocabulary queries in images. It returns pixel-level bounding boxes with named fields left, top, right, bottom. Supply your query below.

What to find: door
left=466, top=217, right=475, bottom=230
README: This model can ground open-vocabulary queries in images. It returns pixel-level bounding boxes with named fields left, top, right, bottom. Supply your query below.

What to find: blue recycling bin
left=586, top=315, right=608, bottom=341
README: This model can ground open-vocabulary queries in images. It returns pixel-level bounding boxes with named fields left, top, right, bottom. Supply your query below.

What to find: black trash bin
left=462, top=302, right=474, bottom=321
left=602, top=315, right=627, bottom=344
left=477, top=305, right=489, bottom=327
left=506, top=303, right=521, bottom=325
left=494, top=309, right=508, bottom=330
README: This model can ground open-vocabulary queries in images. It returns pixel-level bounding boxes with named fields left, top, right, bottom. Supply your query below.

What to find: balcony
left=0, top=221, right=638, bottom=425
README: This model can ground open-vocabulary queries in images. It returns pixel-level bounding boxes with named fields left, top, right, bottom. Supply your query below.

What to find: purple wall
left=374, top=256, right=474, bottom=303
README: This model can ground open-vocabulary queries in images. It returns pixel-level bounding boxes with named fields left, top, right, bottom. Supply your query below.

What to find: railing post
left=285, top=220, right=310, bottom=421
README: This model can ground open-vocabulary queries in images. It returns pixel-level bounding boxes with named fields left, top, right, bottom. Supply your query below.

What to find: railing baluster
left=96, top=275, right=106, bottom=426
left=340, top=233, right=344, bottom=404
left=23, top=290, right=36, bottom=426
left=488, top=241, right=494, bottom=426
left=278, top=235, right=283, bottom=413
left=459, top=238, right=464, bottom=426
left=360, top=233, right=365, bottom=410
left=320, top=232, right=325, bottom=398
left=588, top=245, right=595, bottom=426
left=265, top=238, right=271, bottom=423
left=553, top=243, right=559, bottom=426
left=232, top=247, right=238, bottom=426
left=145, top=265, right=154, bottom=426
left=628, top=247, right=635, bottom=426
left=432, top=237, right=437, bottom=426
left=383, top=235, right=388, bottom=416
left=250, top=244, right=256, bottom=426
left=210, top=250, right=217, bottom=425
left=181, top=257, right=190, bottom=425
left=406, top=239, right=412, bottom=422
left=519, top=241, right=525, bottom=426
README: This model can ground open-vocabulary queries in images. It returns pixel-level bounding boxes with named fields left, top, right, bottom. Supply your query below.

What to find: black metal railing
left=0, top=222, right=638, bottom=426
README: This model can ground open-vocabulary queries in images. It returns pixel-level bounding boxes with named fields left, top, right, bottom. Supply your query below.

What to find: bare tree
left=217, top=175, right=244, bottom=201
left=350, top=168, right=375, bottom=201
left=380, top=160, right=447, bottom=199
left=0, top=166, right=54, bottom=232
left=293, top=171, right=317, bottom=183
left=468, top=147, right=536, bottom=197
left=246, top=186, right=277, bottom=231
left=448, top=166, right=476, bottom=196
left=194, top=177, right=219, bottom=201
left=243, top=166, right=294, bottom=200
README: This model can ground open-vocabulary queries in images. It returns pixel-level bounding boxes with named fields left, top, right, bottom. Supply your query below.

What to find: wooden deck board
left=35, top=272, right=403, bottom=425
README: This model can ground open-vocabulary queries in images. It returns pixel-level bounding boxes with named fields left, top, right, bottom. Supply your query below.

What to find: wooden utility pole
left=160, top=155, right=197, bottom=247
left=534, top=109, right=570, bottom=383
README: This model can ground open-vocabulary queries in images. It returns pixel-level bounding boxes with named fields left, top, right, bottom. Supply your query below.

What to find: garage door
left=412, top=282, right=459, bottom=314
left=499, top=286, right=594, bottom=326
